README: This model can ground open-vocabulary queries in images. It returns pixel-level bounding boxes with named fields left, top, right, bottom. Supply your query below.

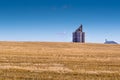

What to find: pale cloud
left=56, top=32, right=67, bottom=35
left=62, top=5, right=69, bottom=9
left=51, top=6, right=57, bottom=10
left=51, top=5, right=69, bottom=10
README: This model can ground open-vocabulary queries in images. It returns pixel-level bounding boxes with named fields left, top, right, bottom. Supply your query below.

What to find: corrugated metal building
left=72, top=24, right=85, bottom=43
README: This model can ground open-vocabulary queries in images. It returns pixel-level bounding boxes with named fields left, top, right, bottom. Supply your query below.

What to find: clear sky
left=0, top=0, right=120, bottom=43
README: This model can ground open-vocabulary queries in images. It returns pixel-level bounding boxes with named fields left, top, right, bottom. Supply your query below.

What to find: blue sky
left=0, top=0, right=120, bottom=43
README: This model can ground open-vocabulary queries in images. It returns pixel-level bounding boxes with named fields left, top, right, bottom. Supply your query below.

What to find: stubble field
left=0, top=42, right=120, bottom=80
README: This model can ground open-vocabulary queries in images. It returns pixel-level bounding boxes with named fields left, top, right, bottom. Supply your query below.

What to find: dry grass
left=0, top=42, right=120, bottom=80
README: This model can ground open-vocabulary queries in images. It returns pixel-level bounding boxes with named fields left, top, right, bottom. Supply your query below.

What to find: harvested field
left=0, top=42, right=120, bottom=80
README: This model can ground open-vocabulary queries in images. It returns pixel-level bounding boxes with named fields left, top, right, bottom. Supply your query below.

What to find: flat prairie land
left=0, top=42, right=120, bottom=80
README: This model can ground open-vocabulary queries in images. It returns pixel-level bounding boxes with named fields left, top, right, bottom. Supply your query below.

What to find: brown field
left=0, top=42, right=120, bottom=80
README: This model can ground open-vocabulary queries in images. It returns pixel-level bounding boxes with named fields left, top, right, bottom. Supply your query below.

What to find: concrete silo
left=72, top=24, right=85, bottom=43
